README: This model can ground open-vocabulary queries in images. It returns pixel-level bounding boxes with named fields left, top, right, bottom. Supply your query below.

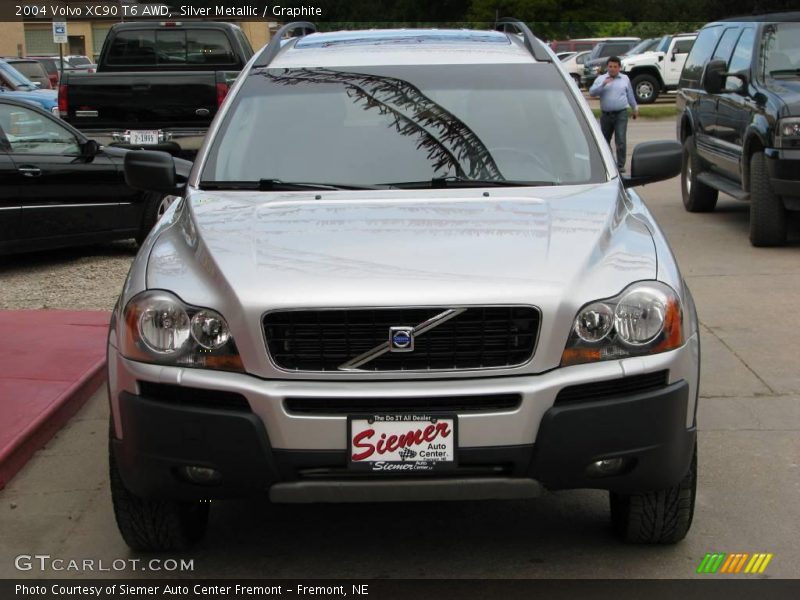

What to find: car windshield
left=201, top=63, right=605, bottom=188
left=655, top=36, right=673, bottom=53
left=0, top=62, right=38, bottom=90
left=763, top=22, right=800, bottom=78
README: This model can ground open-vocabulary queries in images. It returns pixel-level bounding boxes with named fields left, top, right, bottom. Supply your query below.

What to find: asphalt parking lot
left=0, top=119, right=798, bottom=579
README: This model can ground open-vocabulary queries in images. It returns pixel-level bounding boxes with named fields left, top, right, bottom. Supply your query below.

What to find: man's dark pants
left=600, top=109, right=629, bottom=169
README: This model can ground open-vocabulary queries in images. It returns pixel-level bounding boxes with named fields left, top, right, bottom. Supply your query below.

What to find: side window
left=673, top=39, right=695, bottom=54
left=681, top=26, right=723, bottom=87
left=712, top=27, right=742, bottom=64
left=575, top=43, right=594, bottom=52
left=0, top=105, right=81, bottom=155
left=726, top=27, right=754, bottom=88
left=604, top=43, right=632, bottom=56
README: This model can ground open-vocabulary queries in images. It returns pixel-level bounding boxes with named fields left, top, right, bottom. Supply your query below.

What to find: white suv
left=110, top=20, right=699, bottom=551
left=622, top=33, right=697, bottom=104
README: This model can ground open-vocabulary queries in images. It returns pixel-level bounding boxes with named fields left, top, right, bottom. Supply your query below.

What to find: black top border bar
left=2, top=1, right=799, bottom=23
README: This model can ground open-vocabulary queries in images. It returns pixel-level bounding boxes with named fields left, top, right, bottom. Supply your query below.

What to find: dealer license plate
left=129, top=130, right=160, bottom=145
left=348, top=414, right=456, bottom=472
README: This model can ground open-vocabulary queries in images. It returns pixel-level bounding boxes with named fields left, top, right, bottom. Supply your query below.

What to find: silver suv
left=109, top=20, right=699, bottom=551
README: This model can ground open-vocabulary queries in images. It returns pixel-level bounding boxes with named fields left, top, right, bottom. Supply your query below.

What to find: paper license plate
left=348, top=414, right=456, bottom=472
left=129, top=130, right=160, bottom=145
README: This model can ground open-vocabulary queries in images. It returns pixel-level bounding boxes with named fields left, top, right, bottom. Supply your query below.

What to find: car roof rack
left=254, top=21, right=316, bottom=67
left=495, top=18, right=551, bottom=62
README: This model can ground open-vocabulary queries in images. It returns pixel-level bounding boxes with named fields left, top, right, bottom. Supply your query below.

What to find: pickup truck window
left=681, top=26, right=723, bottom=87
left=727, top=28, right=754, bottom=86
left=202, top=64, right=604, bottom=187
left=106, top=29, right=237, bottom=67
left=712, top=27, right=743, bottom=66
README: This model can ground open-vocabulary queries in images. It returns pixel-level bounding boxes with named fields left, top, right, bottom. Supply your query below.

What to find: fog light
left=182, top=465, right=222, bottom=485
left=586, top=457, right=626, bottom=478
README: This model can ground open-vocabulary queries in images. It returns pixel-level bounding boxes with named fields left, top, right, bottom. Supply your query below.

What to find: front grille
left=285, top=394, right=521, bottom=415
left=263, top=307, right=540, bottom=372
left=554, top=370, right=670, bottom=405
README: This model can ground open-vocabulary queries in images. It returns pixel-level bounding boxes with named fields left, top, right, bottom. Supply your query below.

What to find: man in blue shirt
left=589, top=56, right=639, bottom=172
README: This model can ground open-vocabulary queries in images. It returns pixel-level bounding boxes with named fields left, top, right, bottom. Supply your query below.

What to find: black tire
left=632, top=74, right=660, bottom=104
left=610, top=445, right=697, bottom=544
left=681, top=136, right=718, bottom=212
left=749, top=151, right=787, bottom=247
left=109, top=427, right=209, bottom=551
left=135, top=192, right=176, bottom=246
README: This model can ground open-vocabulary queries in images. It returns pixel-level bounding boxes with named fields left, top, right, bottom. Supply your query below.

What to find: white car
left=109, top=20, right=699, bottom=551
left=560, top=50, right=591, bottom=86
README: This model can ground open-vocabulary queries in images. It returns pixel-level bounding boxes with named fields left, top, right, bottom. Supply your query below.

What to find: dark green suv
left=676, top=12, right=800, bottom=246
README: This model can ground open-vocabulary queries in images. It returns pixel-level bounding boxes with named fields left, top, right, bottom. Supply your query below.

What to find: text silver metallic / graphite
left=178, top=5, right=324, bottom=18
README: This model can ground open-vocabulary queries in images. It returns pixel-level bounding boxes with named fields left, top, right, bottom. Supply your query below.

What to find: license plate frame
left=347, top=413, right=457, bottom=473
left=128, top=130, right=160, bottom=145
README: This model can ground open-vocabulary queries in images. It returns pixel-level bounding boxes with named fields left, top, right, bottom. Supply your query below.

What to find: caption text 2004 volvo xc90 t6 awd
left=107, top=20, right=700, bottom=551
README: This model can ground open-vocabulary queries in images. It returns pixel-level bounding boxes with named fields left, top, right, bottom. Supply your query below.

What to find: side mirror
left=670, top=50, right=677, bottom=62
left=702, top=59, right=727, bottom=94
left=124, top=150, right=180, bottom=194
left=622, top=141, right=681, bottom=188
left=81, top=139, right=99, bottom=157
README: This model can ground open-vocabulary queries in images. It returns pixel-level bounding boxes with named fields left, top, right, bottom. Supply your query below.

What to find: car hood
left=622, top=52, right=662, bottom=67
left=146, top=182, right=657, bottom=313
left=0, top=88, right=57, bottom=109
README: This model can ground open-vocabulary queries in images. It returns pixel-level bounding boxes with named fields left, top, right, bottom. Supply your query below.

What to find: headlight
left=590, top=65, right=601, bottom=74
left=775, top=117, right=800, bottom=148
left=561, top=281, right=683, bottom=367
left=121, top=290, right=244, bottom=372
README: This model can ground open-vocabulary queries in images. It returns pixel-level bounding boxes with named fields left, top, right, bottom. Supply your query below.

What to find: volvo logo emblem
left=389, top=326, right=414, bottom=352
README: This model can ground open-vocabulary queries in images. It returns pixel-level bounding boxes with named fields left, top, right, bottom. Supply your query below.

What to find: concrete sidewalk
left=0, top=310, right=109, bottom=490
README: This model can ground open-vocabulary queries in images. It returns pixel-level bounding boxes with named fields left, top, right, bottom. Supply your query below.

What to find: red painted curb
left=0, top=310, right=110, bottom=490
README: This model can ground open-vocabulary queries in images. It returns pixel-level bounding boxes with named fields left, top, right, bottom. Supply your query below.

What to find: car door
left=715, top=27, right=757, bottom=181
left=701, top=26, right=742, bottom=171
left=664, top=38, right=695, bottom=87
left=0, top=102, right=129, bottom=242
left=0, top=149, right=20, bottom=246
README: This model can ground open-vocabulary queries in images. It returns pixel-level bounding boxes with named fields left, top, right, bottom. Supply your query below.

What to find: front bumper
left=765, top=147, right=800, bottom=198
left=109, top=337, right=698, bottom=503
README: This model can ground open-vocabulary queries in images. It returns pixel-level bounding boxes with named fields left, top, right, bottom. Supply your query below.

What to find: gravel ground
left=0, top=241, right=138, bottom=311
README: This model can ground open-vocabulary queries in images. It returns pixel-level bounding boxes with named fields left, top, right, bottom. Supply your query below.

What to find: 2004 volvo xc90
left=108, top=20, right=700, bottom=550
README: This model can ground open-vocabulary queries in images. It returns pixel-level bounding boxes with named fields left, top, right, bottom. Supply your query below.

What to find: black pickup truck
left=677, top=13, right=799, bottom=246
left=59, top=21, right=253, bottom=158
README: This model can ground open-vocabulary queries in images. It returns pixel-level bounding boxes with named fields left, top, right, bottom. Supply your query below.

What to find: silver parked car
left=108, top=20, right=699, bottom=551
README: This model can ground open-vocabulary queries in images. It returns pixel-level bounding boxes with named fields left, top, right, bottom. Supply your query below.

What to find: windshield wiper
left=388, top=176, right=558, bottom=189
left=769, top=69, right=800, bottom=77
left=199, top=179, right=389, bottom=191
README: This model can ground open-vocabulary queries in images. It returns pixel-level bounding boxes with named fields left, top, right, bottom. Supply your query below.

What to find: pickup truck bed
left=60, top=69, right=234, bottom=154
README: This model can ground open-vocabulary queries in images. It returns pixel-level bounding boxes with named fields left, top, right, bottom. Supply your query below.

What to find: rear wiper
left=199, top=179, right=389, bottom=191
left=388, top=176, right=558, bottom=189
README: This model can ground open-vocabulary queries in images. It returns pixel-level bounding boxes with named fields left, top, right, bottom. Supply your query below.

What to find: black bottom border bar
left=4, top=579, right=800, bottom=600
